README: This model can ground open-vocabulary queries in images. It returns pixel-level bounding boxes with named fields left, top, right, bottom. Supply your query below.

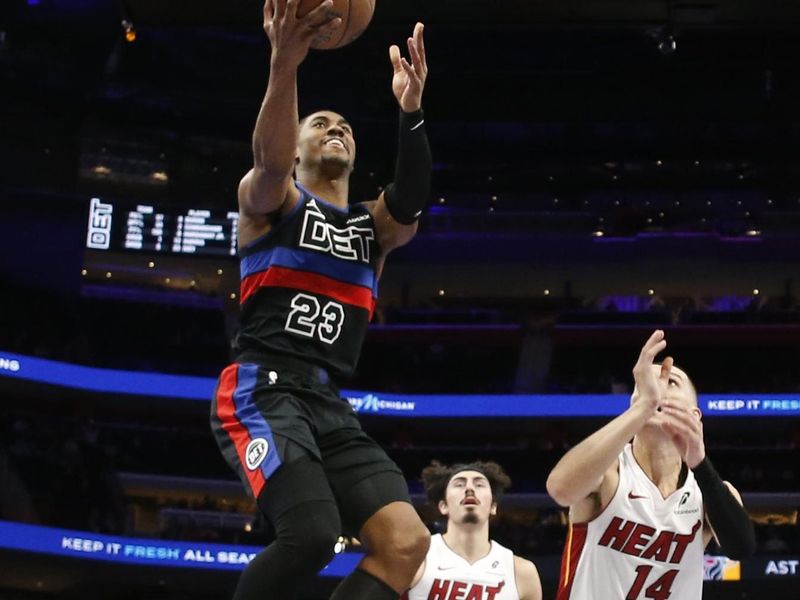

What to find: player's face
left=632, top=365, right=701, bottom=425
left=297, top=111, right=356, bottom=172
left=439, top=470, right=496, bottom=526
left=660, top=365, right=697, bottom=407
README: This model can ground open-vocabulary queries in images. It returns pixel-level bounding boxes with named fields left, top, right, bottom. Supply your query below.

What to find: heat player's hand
left=264, top=0, right=341, bottom=68
left=660, top=401, right=706, bottom=468
left=631, top=330, right=672, bottom=419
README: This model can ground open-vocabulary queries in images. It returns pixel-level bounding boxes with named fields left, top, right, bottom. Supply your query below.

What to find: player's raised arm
left=239, top=0, right=341, bottom=222
left=546, top=330, right=671, bottom=509
left=372, top=22, right=431, bottom=252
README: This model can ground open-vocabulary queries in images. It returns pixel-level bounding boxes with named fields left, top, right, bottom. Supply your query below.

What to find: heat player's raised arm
left=546, top=331, right=671, bottom=518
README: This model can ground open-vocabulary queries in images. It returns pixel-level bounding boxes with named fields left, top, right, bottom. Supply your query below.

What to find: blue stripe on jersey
left=295, top=182, right=351, bottom=214
left=240, top=246, right=378, bottom=297
left=232, top=364, right=282, bottom=482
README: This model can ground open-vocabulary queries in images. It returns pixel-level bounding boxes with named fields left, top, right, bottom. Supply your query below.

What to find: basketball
left=298, top=0, right=376, bottom=50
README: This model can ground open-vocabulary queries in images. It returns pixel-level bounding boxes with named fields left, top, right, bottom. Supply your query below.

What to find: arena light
left=657, top=33, right=676, bottom=56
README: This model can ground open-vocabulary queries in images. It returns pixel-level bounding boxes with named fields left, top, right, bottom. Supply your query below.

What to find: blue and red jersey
left=234, top=183, right=380, bottom=379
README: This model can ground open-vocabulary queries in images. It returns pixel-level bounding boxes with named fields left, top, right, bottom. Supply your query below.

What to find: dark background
left=1, top=1, right=799, bottom=598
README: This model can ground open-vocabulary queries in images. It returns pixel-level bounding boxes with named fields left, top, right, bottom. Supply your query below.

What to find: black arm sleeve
left=383, top=109, right=432, bottom=225
left=693, top=457, right=756, bottom=559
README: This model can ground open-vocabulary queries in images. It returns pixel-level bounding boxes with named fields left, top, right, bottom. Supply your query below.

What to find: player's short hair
left=299, top=109, right=347, bottom=128
left=421, top=460, right=512, bottom=506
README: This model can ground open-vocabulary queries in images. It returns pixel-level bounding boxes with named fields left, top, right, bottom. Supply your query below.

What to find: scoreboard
left=85, top=197, right=239, bottom=257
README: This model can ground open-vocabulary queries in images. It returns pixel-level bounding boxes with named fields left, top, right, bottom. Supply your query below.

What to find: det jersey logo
left=245, top=439, right=269, bottom=471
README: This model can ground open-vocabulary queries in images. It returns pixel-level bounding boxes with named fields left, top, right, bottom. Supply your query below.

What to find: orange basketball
left=298, top=0, right=376, bottom=50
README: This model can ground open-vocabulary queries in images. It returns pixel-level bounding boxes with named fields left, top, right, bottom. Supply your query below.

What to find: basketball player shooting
left=405, top=461, right=542, bottom=600
left=209, top=1, right=432, bottom=598
left=546, top=330, right=755, bottom=599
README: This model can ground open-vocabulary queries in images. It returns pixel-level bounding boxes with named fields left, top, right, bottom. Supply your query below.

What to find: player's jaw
left=319, top=136, right=353, bottom=170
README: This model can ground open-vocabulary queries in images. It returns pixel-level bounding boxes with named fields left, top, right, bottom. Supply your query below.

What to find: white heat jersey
left=557, top=444, right=705, bottom=600
left=405, top=533, right=520, bottom=600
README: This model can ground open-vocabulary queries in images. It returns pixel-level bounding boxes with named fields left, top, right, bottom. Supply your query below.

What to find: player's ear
left=490, top=503, right=497, bottom=516
left=438, top=500, right=449, bottom=517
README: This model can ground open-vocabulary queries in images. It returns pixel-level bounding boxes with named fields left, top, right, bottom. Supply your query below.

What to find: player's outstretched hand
left=631, top=330, right=671, bottom=418
left=390, top=22, right=428, bottom=113
left=264, top=0, right=342, bottom=68
left=660, top=401, right=706, bottom=468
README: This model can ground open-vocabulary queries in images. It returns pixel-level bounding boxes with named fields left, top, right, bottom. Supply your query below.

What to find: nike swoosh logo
left=628, top=492, right=648, bottom=500
left=437, top=566, right=456, bottom=571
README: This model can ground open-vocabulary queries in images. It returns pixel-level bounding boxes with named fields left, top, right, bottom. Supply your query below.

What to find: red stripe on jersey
left=557, top=522, right=588, bottom=600
left=215, top=365, right=266, bottom=498
left=241, top=265, right=376, bottom=317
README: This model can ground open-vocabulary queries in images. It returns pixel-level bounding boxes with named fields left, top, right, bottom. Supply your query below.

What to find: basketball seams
left=308, top=0, right=373, bottom=49
left=334, top=0, right=352, bottom=49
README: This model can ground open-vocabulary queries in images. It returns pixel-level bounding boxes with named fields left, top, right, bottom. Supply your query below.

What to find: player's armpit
left=238, top=168, right=300, bottom=218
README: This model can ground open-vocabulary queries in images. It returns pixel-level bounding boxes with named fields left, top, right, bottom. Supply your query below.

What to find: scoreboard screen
left=85, top=197, right=239, bottom=257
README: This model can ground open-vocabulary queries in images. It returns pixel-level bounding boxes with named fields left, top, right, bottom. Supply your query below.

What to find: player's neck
left=296, top=170, right=350, bottom=208
left=632, top=434, right=682, bottom=497
left=443, top=522, right=491, bottom=565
